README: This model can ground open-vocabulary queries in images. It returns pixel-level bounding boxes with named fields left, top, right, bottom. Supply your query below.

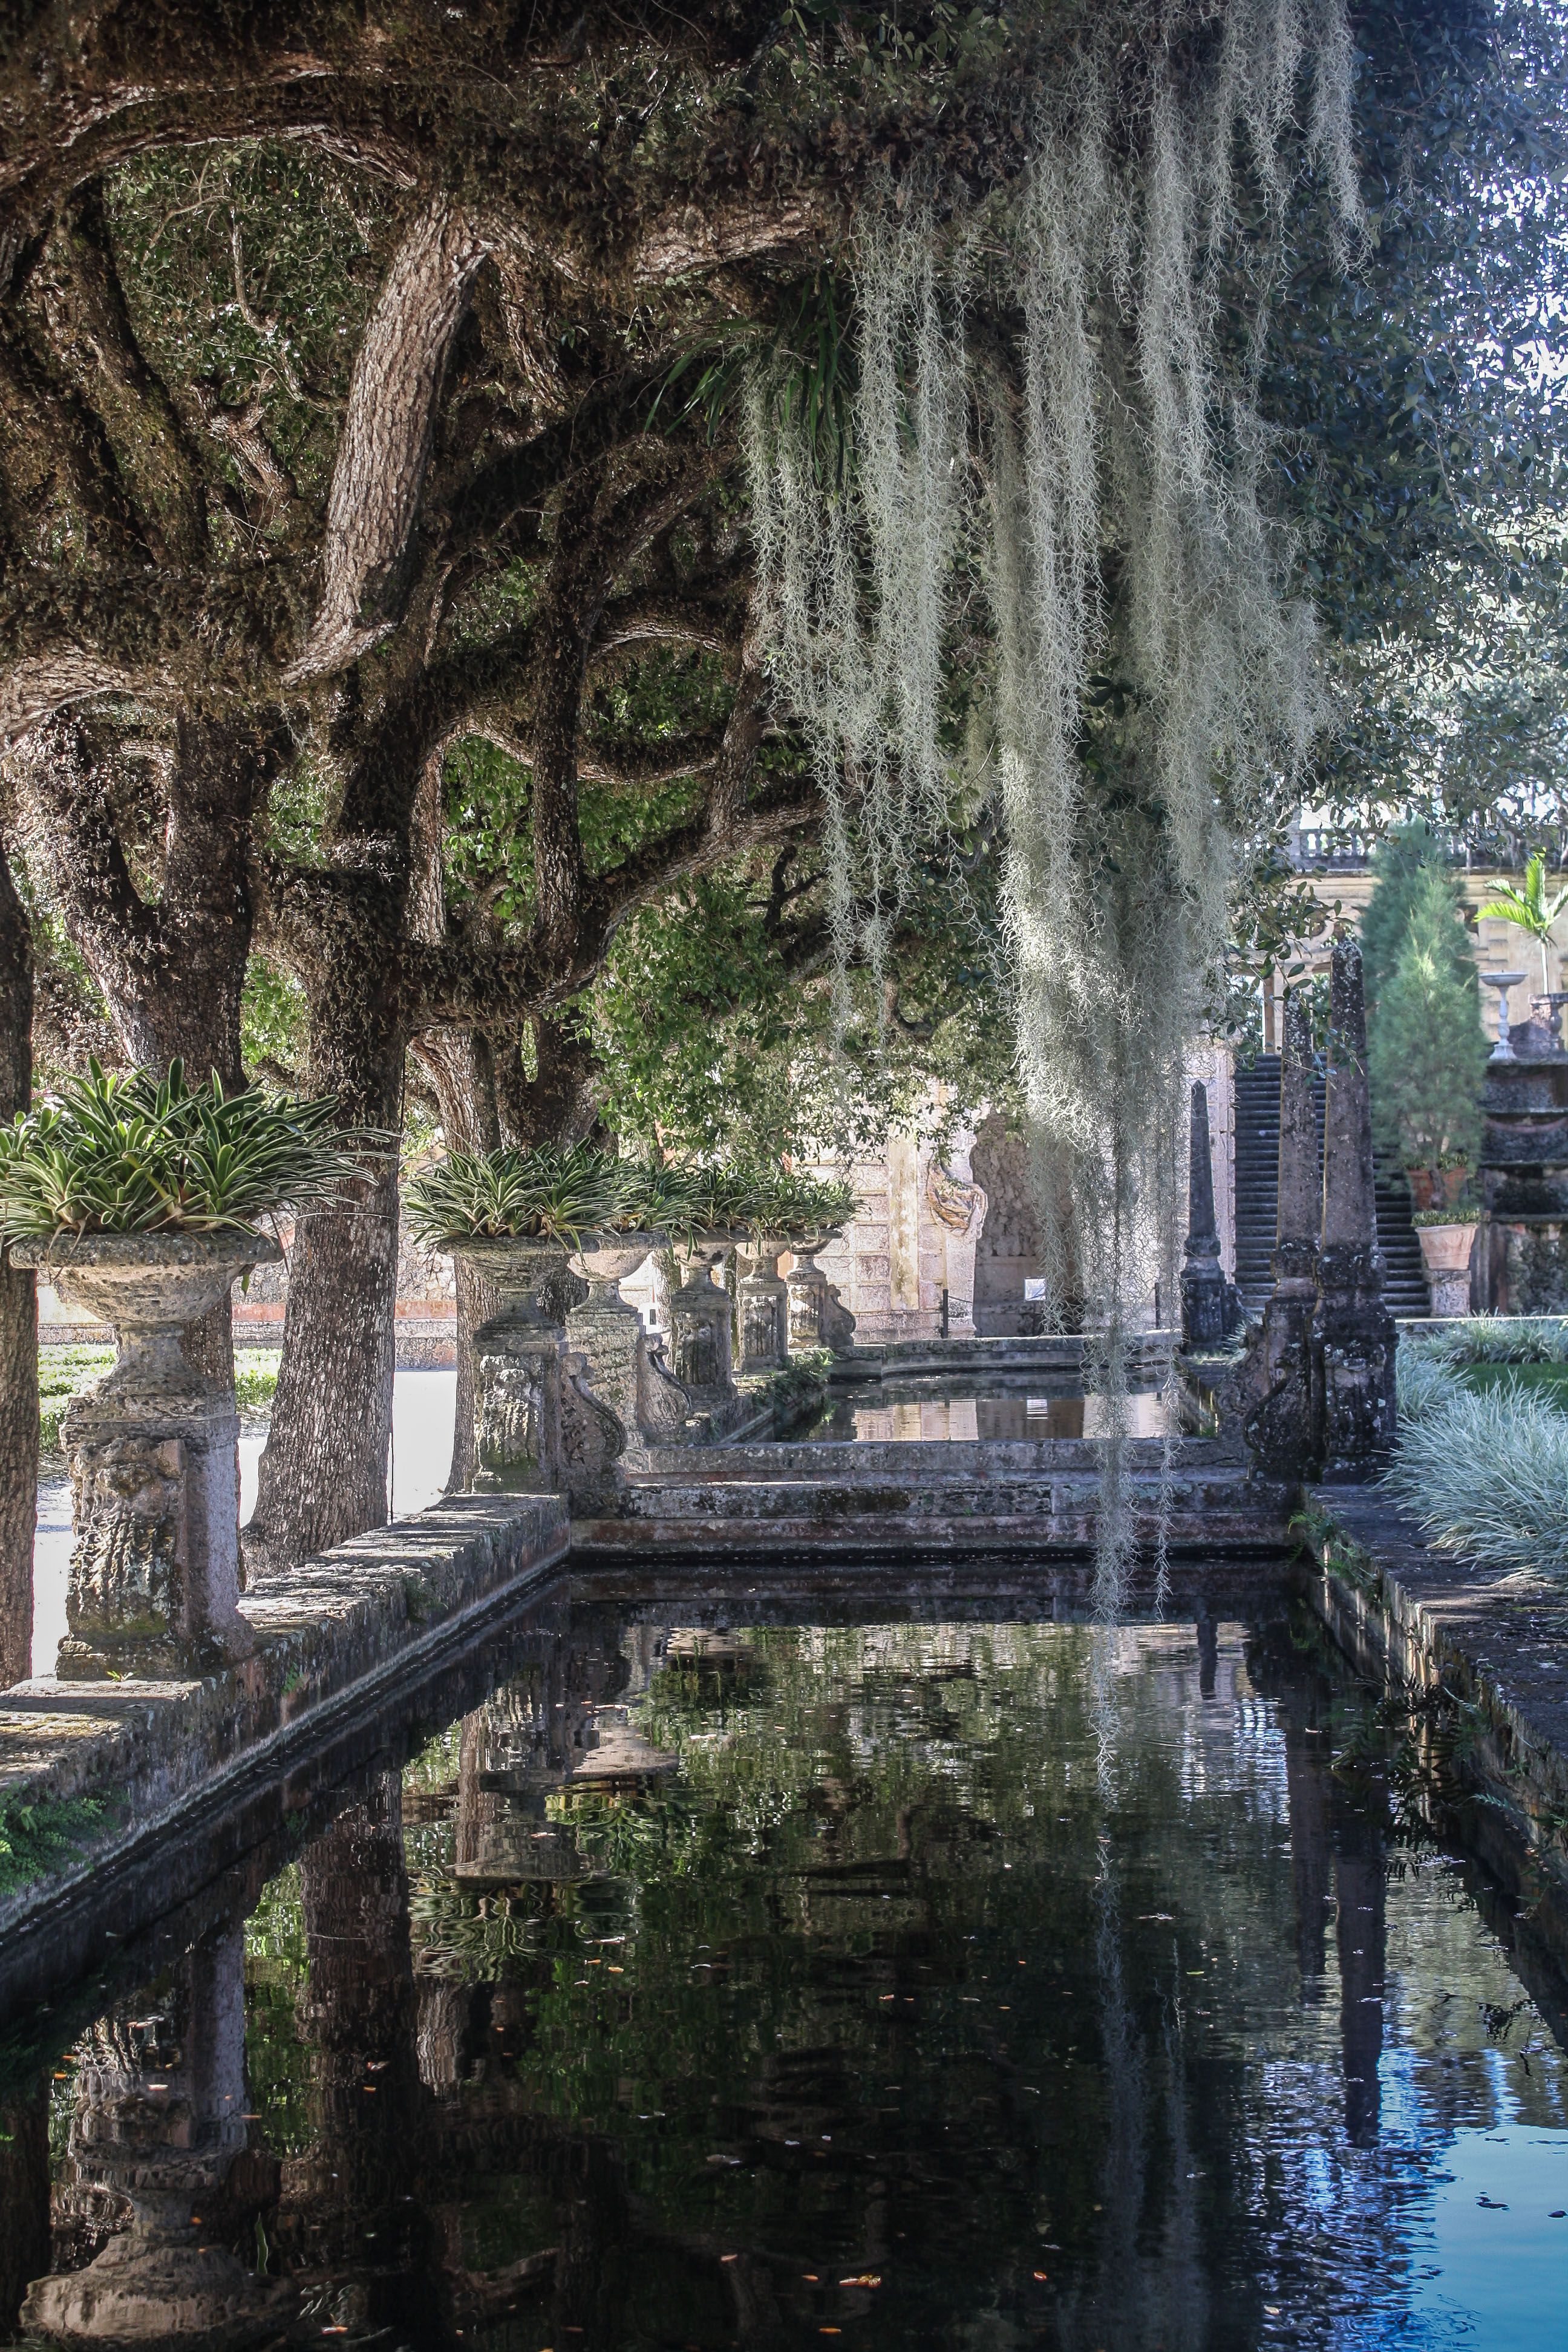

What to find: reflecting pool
left=2, top=1589, right=1565, bottom=2348
left=803, top=1376, right=1177, bottom=1441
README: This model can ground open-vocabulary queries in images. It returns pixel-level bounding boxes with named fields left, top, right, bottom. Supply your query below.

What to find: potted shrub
left=1367, top=869, right=1491, bottom=1310
left=0, top=1060, right=358, bottom=1676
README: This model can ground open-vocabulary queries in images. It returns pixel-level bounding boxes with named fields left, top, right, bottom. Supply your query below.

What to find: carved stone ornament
left=9, top=1227, right=279, bottom=1678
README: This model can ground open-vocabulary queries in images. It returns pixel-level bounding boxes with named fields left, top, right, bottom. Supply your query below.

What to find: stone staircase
left=573, top=1438, right=1293, bottom=1564
left=1232, top=1054, right=1428, bottom=1319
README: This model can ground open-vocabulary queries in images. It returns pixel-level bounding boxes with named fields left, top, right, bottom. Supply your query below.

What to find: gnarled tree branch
left=286, top=195, right=491, bottom=682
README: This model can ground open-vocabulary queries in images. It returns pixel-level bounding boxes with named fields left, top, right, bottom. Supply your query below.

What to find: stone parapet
left=1302, top=1486, right=1568, bottom=1963
left=0, top=1494, right=569, bottom=1979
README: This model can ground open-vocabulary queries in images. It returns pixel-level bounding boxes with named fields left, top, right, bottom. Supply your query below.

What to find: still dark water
left=2, top=1586, right=1566, bottom=2349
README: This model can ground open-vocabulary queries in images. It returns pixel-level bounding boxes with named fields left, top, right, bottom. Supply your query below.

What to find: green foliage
left=0, top=1797, right=105, bottom=1899
left=103, top=141, right=384, bottom=503
left=405, top=1145, right=857, bottom=1247
left=240, top=956, right=309, bottom=1083
left=1359, top=823, right=1469, bottom=1024
left=1369, top=870, right=1489, bottom=1180
left=1384, top=1379, right=1568, bottom=1579
left=0, top=1060, right=362, bottom=1240
left=235, top=1349, right=281, bottom=1415
left=1476, top=853, right=1568, bottom=996
left=1409, top=1315, right=1568, bottom=1367
left=405, top=1144, right=624, bottom=1246
left=1268, top=0, right=1568, bottom=848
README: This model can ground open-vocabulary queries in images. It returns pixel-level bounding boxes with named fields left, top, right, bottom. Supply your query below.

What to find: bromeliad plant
left=742, top=1169, right=858, bottom=1241
left=404, top=1147, right=861, bottom=1251
left=405, top=1145, right=623, bottom=1249
left=0, top=1059, right=361, bottom=1243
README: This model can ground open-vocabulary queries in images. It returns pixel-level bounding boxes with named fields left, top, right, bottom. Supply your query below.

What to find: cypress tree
left=1369, top=867, right=1489, bottom=1198
left=1360, top=821, right=1471, bottom=1026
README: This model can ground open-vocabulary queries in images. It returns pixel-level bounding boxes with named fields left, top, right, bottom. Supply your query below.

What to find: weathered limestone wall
left=803, top=1122, right=984, bottom=1343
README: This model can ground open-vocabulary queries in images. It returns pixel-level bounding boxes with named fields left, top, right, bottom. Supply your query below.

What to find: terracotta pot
left=1416, top=1220, right=1478, bottom=1318
left=8, top=1227, right=281, bottom=1396
left=1405, top=1166, right=1440, bottom=1213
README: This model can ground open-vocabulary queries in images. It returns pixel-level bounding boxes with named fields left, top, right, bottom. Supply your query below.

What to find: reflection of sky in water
left=1405, top=2128, right=1568, bottom=2349
left=13, top=1613, right=1568, bottom=2347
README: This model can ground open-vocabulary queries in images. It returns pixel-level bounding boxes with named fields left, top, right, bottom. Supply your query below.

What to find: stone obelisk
left=1241, top=992, right=1321, bottom=1479
left=1312, top=938, right=1397, bottom=1478
left=1180, top=1081, right=1230, bottom=1347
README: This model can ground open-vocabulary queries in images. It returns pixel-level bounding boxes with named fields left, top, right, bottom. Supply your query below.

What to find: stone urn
left=10, top=1227, right=280, bottom=1679
left=565, top=1229, right=687, bottom=1445
left=449, top=1232, right=572, bottom=1492
left=1416, top=1218, right=1479, bottom=1319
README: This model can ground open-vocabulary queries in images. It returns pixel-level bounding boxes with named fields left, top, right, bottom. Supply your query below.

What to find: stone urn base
left=9, top=1229, right=279, bottom=1679
left=1417, top=1220, right=1478, bottom=1319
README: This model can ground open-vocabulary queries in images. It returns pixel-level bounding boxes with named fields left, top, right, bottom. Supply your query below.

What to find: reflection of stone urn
left=451, top=1234, right=571, bottom=1492
left=21, top=1926, right=290, bottom=2345
left=566, top=1229, right=688, bottom=1444
left=10, top=1229, right=279, bottom=1679
left=1416, top=1220, right=1478, bottom=1318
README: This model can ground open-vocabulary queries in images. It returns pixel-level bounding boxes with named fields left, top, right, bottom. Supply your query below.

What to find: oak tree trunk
left=245, top=903, right=403, bottom=1572
left=0, top=842, right=36, bottom=1687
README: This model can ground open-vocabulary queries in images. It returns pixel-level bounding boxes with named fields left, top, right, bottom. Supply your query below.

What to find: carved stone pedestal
left=670, top=1240, right=734, bottom=1405
left=567, top=1232, right=688, bottom=1445
left=785, top=1230, right=856, bottom=1355
left=11, top=1230, right=277, bottom=1680
left=738, top=1244, right=789, bottom=1373
left=450, top=1236, right=627, bottom=1503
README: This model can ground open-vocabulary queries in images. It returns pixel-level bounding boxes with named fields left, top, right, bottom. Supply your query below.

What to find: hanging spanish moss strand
left=748, top=0, right=1359, bottom=1612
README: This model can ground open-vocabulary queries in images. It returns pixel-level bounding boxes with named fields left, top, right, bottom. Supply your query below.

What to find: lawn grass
left=1461, top=1361, right=1568, bottom=1410
left=36, top=1344, right=279, bottom=1453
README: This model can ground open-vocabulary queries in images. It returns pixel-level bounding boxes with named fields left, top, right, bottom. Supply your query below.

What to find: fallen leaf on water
left=839, top=2275, right=881, bottom=2287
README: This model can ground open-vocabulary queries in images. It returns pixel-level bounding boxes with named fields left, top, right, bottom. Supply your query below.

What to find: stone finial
left=1241, top=991, right=1320, bottom=1479
left=1320, top=938, right=1378, bottom=1255
left=1276, top=992, right=1319, bottom=1286
left=1313, top=937, right=1397, bottom=1478
left=1179, top=1080, right=1229, bottom=1348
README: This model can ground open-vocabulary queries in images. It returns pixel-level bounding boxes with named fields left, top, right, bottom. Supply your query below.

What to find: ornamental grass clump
left=1414, top=1316, right=1568, bottom=1368
left=404, top=1145, right=623, bottom=1248
left=0, top=1059, right=360, bottom=1242
left=1382, top=1379, right=1568, bottom=1581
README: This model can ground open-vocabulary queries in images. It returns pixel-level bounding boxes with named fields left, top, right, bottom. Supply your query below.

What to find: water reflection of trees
left=7, top=1602, right=1567, bottom=2348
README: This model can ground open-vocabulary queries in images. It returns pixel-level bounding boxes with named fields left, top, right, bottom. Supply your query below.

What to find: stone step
left=624, top=1436, right=1230, bottom=1480
left=577, top=1466, right=1293, bottom=1557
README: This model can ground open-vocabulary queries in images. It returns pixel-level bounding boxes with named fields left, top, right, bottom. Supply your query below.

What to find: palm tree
left=1477, top=854, right=1568, bottom=997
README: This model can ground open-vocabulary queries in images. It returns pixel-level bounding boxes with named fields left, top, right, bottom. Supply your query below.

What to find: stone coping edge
left=1302, top=1485, right=1568, bottom=1946
left=0, top=1492, right=569, bottom=1943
